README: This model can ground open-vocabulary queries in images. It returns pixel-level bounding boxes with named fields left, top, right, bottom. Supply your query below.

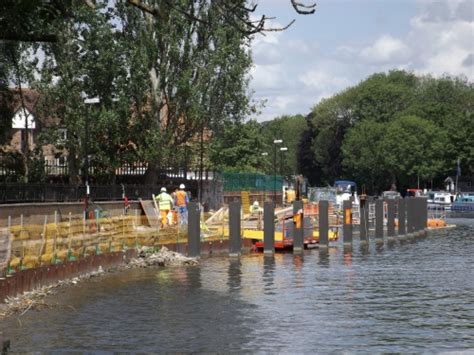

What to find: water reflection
left=262, top=256, right=275, bottom=294
left=227, top=259, right=241, bottom=292
left=293, top=254, right=304, bottom=288
left=359, top=243, right=370, bottom=257
left=185, top=265, right=201, bottom=289
left=343, top=249, right=353, bottom=266
left=318, top=249, right=330, bottom=267
left=386, top=238, right=397, bottom=249
left=375, top=242, right=384, bottom=253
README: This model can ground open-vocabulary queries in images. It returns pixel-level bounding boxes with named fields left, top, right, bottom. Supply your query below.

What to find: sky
left=249, top=0, right=474, bottom=121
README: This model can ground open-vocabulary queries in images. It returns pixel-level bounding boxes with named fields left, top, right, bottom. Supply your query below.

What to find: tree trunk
left=68, top=146, right=81, bottom=185
left=144, top=160, right=159, bottom=185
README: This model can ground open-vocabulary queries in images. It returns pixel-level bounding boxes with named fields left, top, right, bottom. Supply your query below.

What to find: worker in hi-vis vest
left=155, top=187, right=174, bottom=228
left=175, top=184, right=189, bottom=226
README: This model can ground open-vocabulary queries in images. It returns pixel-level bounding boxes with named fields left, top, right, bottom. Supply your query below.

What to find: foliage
left=210, top=120, right=265, bottom=173
left=260, top=114, right=307, bottom=177
left=303, top=70, right=473, bottom=193
left=5, top=0, right=254, bottom=184
left=341, top=120, right=389, bottom=193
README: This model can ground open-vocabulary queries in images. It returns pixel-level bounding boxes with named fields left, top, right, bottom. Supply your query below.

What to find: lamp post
left=261, top=152, right=268, bottom=173
left=262, top=152, right=269, bottom=201
left=280, top=147, right=288, bottom=175
left=273, top=139, right=282, bottom=204
left=280, top=147, right=288, bottom=206
left=83, top=97, right=99, bottom=213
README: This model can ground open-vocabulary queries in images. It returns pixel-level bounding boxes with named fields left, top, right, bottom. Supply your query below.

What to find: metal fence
left=0, top=183, right=167, bottom=203
left=0, top=159, right=215, bottom=181
left=220, top=172, right=283, bottom=192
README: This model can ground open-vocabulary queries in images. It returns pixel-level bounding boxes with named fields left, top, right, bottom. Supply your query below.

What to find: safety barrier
left=0, top=215, right=165, bottom=275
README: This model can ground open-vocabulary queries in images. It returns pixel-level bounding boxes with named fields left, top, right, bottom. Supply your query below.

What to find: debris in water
left=127, top=246, right=199, bottom=268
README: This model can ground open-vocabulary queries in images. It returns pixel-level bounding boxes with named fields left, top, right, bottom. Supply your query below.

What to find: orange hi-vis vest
left=176, top=190, right=188, bottom=206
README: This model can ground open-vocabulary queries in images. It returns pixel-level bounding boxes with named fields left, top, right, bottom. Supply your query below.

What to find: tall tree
left=210, top=119, right=265, bottom=173
left=261, top=114, right=308, bottom=178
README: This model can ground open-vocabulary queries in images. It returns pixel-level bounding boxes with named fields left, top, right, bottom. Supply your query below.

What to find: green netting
left=220, top=172, right=283, bottom=192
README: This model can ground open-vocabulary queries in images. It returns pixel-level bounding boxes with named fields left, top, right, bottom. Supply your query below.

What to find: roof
left=0, top=88, right=59, bottom=127
left=0, top=88, right=39, bottom=114
left=334, top=180, right=357, bottom=187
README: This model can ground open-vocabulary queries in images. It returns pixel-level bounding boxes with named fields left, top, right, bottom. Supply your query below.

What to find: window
left=57, top=155, right=66, bottom=166
left=58, top=128, right=67, bottom=143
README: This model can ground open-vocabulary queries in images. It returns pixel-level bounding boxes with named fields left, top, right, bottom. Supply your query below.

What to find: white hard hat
left=179, top=184, right=185, bottom=189
left=253, top=201, right=259, bottom=206
left=160, top=187, right=166, bottom=192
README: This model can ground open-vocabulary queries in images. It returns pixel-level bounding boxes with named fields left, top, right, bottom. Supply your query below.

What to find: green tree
left=308, top=88, right=357, bottom=185
left=381, top=115, right=447, bottom=190
left=210, top=119, right=265, bottom=173
left=408, top=75, right=474, bottom=177
left=114, top=1, right=254, bottom=183
left=341, top=120, right=390, bottom=193
left=351, top=70, right=417, bottom=123
left=261, top=114, right=308, bottom=178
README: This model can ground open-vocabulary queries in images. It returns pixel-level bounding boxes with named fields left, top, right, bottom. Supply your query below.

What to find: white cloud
left=360, top=35, right=411, bottom=63
left=248, top=0, right=474, bottom=122
left=252, top=43, right=282, bottom=65
left=250, top=64, right=287, bottom=91
left=407, top=4, right=474, bottom=79
left=298, top=69, right=351, bottom=91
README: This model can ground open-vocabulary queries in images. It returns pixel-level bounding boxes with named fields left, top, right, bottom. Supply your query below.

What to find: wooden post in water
left=293, top=200, right=304, bottom=253
left=398, top=198, right=406, bottom=237
left=229, top=201, right=241, bottom=257
left=187, top=202, right=200, bottom=257
left=414, top=197, right=421, bottom=234
left=342, top=200, right=352, bottom=246
left=359, top=199, right=369, bottom=244
left=421, top=197, right=428, bottom=235
left=318, top=201, right=329, bottom=248
left=387, top=199, right=396, bottom=239
left=406, top=197, right=415, bottom=236
left=263, top=202, right=275, bottom=255
left=375, top=199, right=384, bottom=242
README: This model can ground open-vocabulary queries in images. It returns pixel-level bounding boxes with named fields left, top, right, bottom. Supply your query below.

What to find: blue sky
left=249, top=0, right=474, bottom=121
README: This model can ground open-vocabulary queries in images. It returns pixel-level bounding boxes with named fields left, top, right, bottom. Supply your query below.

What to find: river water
left=1, top=219, right=473, bottom=353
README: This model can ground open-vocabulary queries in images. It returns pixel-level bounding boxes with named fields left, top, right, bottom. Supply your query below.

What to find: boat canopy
left=407, top=188, right=423, bottom=197
left=334, top=180, right=357, bottom=193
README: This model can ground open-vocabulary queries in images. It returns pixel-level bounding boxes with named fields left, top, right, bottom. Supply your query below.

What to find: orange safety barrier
left=427, top=219, right=446, bottom=228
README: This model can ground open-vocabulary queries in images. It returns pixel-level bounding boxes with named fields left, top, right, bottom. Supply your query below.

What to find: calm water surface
left=1, top=219, right=473, bottom=353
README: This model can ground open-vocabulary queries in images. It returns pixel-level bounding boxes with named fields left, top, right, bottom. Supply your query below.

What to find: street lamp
left=261, top=152, right=269, bottom=173
left=280, top=147, right=288, bottom=205
left=273, top=139, right=282, bottom=204
left=83, top=97, right=99, bottom=212
left=280, top=147, right=288, bottom=175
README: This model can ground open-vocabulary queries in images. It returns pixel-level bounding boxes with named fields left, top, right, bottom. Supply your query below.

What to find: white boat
left=426, top=191, right=455, bottom=210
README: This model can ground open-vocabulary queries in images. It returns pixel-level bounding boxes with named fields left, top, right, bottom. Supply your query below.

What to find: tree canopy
left=302, top=70, right=473, bottom=193
left=1, top=0, right=317, bottom=184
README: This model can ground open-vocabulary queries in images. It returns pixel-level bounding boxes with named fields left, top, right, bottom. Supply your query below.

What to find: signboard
left=139, top=199, right=161, bottom=229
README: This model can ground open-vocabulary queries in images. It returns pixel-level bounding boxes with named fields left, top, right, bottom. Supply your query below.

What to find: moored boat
left=426, top=190, right=455, bottom=210
left=451, top=193, right=474, bottom=212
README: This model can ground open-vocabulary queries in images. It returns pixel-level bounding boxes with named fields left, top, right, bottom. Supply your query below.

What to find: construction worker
left=250, top=200, right=263, bottom=215
left=155, top=187, right=174, bottom=228
left=175, top=183, right=189, bottom=226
